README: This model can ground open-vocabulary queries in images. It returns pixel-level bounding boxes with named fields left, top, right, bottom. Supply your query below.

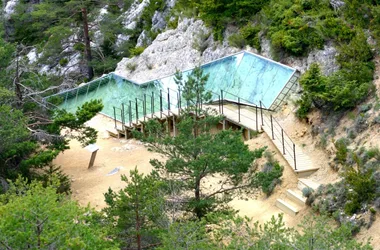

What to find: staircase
left=207, top=103, right=319, bottom=177
left=275, top=178, right=321, bottom=216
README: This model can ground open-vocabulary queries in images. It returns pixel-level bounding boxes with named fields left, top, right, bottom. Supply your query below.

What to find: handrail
left=111, top=86, right=298, bottom=171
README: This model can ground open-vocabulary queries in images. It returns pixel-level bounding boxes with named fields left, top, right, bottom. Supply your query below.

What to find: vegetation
left=0, top=178, right=118, bottom=249
left=2, top=0, right=380, bottom=248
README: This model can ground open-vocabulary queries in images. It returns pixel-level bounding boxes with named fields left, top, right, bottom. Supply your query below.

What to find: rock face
left=115, top=18, right=339, bottom=83
left=115, top=18, right=239, bottom=83
left=284, top=43, right=339, bottom=76
left=260, top=38, right=338, bottom=75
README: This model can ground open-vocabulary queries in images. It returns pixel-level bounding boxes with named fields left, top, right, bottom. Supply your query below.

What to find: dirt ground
left=55, top=114, right=303, bottom=226
left=54, top=113, right=378, bottom=248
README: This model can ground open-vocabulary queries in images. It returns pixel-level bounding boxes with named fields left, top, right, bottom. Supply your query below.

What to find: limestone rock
left=115, top=18, right=238, bottom=83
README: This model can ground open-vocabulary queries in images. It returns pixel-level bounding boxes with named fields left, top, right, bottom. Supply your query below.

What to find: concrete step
left=295, top=168, right=320, bottom=178
left=298, top=178, right=321, bottom=191
left=275, top=198, right=299, bottom=217
left=286, top=189, right=306, bottom=206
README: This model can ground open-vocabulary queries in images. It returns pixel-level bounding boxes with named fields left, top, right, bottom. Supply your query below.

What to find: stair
left=286, top=189, right=306, bottom=206
left=298, top=178, right=321, bottom=191
left=275, top=188, right=308, bottom=217
left=275, top=198, right=300, bottom=217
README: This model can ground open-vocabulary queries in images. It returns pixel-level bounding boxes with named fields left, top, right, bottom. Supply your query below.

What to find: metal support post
left=121, top=103, right=125, bottom=127
left=75, top=89, right=79, bottom=104
left=135, top=98, right=139, bottom=123
left=282, top=129, right=285, bottom=155
left=113, top=107, right=117, bottom=129
left=221, top=90, right=224, bottom=114
left=85, top=84, right=90, bottom=98
left=293, top=143, right=297, bottom=170
left=167, top=88, right=171, bottom=116
left=270, top=115, right=274, bottom=140
left=218, top=95, right=221, bottom=113
left=129, top=101, right=132, bottom=127
left=160, top=90, right=163, bottom=118
left=151, top=92, right=154, bottom=118
left=143, top=94, right=146, bottom=122
left=255, top=105, right=258, bottom=131
left=238, top=97, right=241, bottom=122
left=260, top=101, right=263, bottom=126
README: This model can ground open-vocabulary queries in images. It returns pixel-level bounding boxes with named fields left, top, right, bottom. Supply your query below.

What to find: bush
left=374, top=197, right=380, bottom=209
left=296, top=94, right=312, bottom=119
left=334, top=138, right=349, bottom=164
left=192, top=29, right=210, bottom=53
left=359, top=103, right=372, bottom=113
left=255, top=162, right=283, bottom=196
left=354, top=114, right=369, bottom=133
left=126, top=62, right=137, bottom=72
left=302, top=187, right=314, bottom=198
left=228, top=34, right=246, bottom=49
left=344, top=167, right=376, bottom=214
left=129, top=46, right=146, bottom=56
left=240, top=24, right=261, bottom=51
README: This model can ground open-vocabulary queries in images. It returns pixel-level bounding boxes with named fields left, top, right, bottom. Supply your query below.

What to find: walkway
left=206, top=103, right=319, bottom=177
left=110, top=100, right=318, bottom=177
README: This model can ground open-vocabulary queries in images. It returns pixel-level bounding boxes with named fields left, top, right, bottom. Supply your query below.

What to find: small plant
left=374, top=197, right=380, bottom=209
left=373, top=115, right=380, bottom=124
left=255, top=162, right=283, bottom=196
left=302, top=187, right=314, bottom=198
left=334, top=137, right=349, bottom=164
left=354, top=113, right=369, bottom=133
left=370, top=207, right=376, bottom=214
left=129, top=46, right=146, bottom=57
left=192, top=29, right=210, bottom=54
left=228, top=33, right=246, bottom=49
left=126, top=62, right=137, bottom=72
left=359, top=103, right=372, bottom=113
left=318, top=133, right=328, bottom=149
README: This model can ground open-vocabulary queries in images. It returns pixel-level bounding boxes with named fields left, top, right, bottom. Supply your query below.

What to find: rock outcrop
left=115, top=18, right=239, bottom=83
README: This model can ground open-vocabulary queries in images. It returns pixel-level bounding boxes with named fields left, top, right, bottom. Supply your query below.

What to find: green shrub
left=126, top=62, right=137, bottom=72
left=129, top=46, right=146, bottom=56
left=334, top=138, right=349, bottom=164
left=240, top=24, right=261, bottom=51
left=359, top=104, right=372, bottom=113
left=344, top=198, right=361, bottom=215
left=255, top=162, right=283, bottom=196
left=296, top=94, right=312, bottom=119
left=228, top=34, right=246, bottom=49
left=59, top=58, right=68, bottom=67
left=318, top=17, right=355, bottom=42
left=344, top=167, right=376, bottom=214
left=302, top=187, right=314, bottom=198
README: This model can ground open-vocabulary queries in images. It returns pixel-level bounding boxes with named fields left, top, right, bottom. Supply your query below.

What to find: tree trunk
left=81, top=8, right=94, bottom=80
left=15, top=51, right=22, bottom=107
left=194, top=176, right=202, bottom=219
